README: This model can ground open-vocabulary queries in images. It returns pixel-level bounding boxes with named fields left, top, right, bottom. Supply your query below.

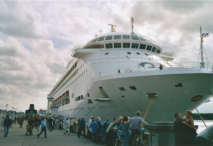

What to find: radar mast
left=108, top=24, right=116, bottom=32
left=131, top=17, right=134, bottom=34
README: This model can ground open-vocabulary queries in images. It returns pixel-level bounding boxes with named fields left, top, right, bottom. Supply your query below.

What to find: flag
left=202, top=33, right=209, bottom=37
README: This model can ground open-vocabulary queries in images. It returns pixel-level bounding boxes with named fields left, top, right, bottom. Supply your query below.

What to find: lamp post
left=6, top=104, right=8, bottom=113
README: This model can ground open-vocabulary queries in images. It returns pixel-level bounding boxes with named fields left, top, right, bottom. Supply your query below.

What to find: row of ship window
left=89, top=35, right=146, bottom=43
left=84, top=43, right=161, bottom=53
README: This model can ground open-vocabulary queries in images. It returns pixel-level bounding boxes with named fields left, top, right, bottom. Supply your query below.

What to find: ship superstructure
left=47, top=24, right=213, bottom=122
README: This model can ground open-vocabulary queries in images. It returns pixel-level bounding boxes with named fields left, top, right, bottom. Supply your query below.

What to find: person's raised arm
left=142, top=120, right=148, bottom=125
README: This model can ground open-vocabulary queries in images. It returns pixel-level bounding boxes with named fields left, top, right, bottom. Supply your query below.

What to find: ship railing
left=94, top=61, right=211, bottom=77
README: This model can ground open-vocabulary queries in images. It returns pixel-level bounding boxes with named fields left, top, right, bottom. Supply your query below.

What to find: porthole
left=136, top=52, right=140, bottom=55
left=105, top=53, right=109, bottom=55
left=145, top=53, right=149, bottom=56
left=127, top=52, right=131, bottom=54
left=122, top=96, right=125, bottom=98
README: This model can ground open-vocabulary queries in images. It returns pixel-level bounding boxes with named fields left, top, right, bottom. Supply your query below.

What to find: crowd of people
left=1, top=110, right=213, bottom=146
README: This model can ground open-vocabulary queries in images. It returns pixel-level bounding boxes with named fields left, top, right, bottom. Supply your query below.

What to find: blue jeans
left=38, top=127, right=47, bottom=137
left=120, top=132, right=129, bottom=146
left=4, top=126, right=9, bottom=136
left=101, top=131, right=106, bottom=143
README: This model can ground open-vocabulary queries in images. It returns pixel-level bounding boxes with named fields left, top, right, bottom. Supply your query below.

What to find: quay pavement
left=0, top=122, right=101, bottom=146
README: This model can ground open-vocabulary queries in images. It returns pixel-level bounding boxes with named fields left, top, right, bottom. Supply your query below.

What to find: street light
left=6, top=104, right=8, bottom=112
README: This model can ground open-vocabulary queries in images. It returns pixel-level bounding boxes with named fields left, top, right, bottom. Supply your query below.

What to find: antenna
left=131, top=17, right=134, bottom=34
left=200, top=26, right=204, bottom=68
left=108, top=24, right=117, bottom=32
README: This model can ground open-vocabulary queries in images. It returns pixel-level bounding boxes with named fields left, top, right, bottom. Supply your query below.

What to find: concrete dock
left=0, top=123, right=101, bottom=146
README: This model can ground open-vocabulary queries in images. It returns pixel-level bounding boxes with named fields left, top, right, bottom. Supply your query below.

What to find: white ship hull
left=56, top=68, right=213, bottom=122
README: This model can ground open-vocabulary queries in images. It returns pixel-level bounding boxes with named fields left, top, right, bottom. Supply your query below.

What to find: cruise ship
left=47, top=21, right=213, bottom=122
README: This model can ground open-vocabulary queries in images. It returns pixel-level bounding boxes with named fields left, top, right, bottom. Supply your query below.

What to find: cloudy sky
left=0, top=1, right=213, bottom=113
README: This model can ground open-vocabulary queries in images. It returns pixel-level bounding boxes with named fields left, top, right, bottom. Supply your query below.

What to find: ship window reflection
left=132, top=43, right=139, bottom=49
left=114, top=35, right=121, bottom=40
left=140, top=44, right=146, bottom=49
left=98, top=36, right=105, bottom=41
left=123, top=35, right=130, bottom=39
left=105, top=43, right=113, bottom=49
left=146, top=45, right=152, bottom=51
left=138, top=36, right=146, bottom=41
left=152, top=47, right=156, bottom=52
left=114, top=43, right=121, bottom=48
left=131, top=35, right=139, bottom=40
left=123, top=43, right=130, bottom=48
left=105, top=36, right=113, bottom=40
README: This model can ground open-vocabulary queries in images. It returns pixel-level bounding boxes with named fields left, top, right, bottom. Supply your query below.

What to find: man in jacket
left=89, top=117, right=99, bottom=143
left=4, top=115, right=11, bottom=137
left=37, top=118, right=47, bottom=138
left=78, top=117, right=86, bottom=138
left=101, top=118, right=110, bottom=144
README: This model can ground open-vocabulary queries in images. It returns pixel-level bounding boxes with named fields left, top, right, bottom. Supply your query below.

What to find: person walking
left=101, top=118, right=110, bottom=144
left=89, top=117, right=99, bottom=143
left=1, top=117, right=5, bottom=132
left=19, top=117, right=24, bottom=128
left=70, top=118, right=74, bottom=132
left=78, top=117, right=86, bottom=138
left=4, top=115, right=12, bottom=137
left=35, top=116, right=41, bottom=134
left=64, top=118, right=70, bottom=135
left=37, top=118, right=47, bottom=138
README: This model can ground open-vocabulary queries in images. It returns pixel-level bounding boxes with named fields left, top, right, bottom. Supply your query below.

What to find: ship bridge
left=72, top=32, right=163, bottom=58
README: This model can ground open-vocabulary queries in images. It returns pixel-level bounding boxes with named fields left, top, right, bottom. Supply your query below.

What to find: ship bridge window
left=131, top=43, right=139, bottom=49
left=114, top=43, right=121, bottom=48
left=114, top=35, right=121, bottom=40
left=146, top=45, right=152, bottom=51
left=123, top=43, right=130, bottom=48
left=85, top=44, right=103, bottom=49
left=140, top=44, right=146, bottom=49
left=119, top=87, right=126, bottom=91
left=91, top=38, right=98, bottom=43
left=152, top=47, right=156, bottom=52
left=139, top=36, right=146, bottom=41
left=123, top=35, right=130, bottom=39
left=105, top=36, right=113, bottom=40
left=130, top=86, right=137, bottom=90
left=81, top=95, right=83, bottom=99
left=131, top=35, right=139, bottom=40
left=156, top=49, right=161, bottom=53
left=105, top=43, right=113, bottom=49
left=98, top=36, right=105, bottom=41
